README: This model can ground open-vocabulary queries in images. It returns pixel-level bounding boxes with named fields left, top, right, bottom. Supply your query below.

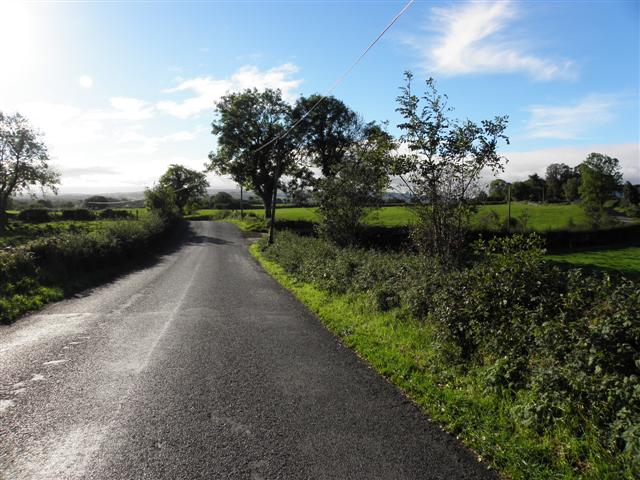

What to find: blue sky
left=1, top=0, right=638, bottom=193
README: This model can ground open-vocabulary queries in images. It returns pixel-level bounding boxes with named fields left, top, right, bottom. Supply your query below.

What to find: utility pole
left=507, top=183, right=511, bottom=233
left=240, top=184, right=244, bottom=219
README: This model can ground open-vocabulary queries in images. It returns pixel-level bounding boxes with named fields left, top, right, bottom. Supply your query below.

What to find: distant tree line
left=485, top=153, right=639, bottom=223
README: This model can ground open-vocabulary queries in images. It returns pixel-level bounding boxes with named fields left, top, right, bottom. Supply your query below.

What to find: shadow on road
left=187, top=234, right=233, bottom=246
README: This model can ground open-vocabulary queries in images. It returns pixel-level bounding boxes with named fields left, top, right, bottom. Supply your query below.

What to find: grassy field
left=548, top=246, right=640, bottom=276
left=191, top=202, right=599, bottom=231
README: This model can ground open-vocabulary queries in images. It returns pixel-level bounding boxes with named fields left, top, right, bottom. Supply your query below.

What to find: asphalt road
left=0, top=221, right=498, bottom=480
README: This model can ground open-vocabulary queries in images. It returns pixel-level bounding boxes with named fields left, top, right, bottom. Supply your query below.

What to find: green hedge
left=0, top=214, right=172, bottom=324
left=260, top=231, right=639, bottom=477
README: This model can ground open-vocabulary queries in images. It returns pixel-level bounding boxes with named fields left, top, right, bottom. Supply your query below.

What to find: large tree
left=158, top=164, right=208, bottom=214
left=291, top=95, right=360, bottom=178
left=0, top=112, right=59, bottom=230
left=488, top=178, right=508, bottom=201
left=395, top=72, right=509, bottom=261
left=578, top=153, right=622, bottom=220
left=208, top=88, right=298, bottom=219
left=315, top=122, right=395, bottom=245
left=545, top=163, right=573, bottom=201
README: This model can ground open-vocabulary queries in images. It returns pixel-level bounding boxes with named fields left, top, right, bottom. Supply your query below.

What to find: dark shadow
left=187, top=234, right=233, bottom=245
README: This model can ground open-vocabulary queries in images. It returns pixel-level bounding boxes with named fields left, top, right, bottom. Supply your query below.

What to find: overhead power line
left=251, top=0, right=415, bottom=155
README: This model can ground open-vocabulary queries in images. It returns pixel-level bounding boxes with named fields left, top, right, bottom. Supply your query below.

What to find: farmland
left=190, top=202, right=607, bottom=231
left=548, top=245, right=640, bottom=276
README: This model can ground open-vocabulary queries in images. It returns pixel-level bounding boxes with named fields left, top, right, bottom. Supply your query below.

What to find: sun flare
left=0, top=1, right=34, bottom=66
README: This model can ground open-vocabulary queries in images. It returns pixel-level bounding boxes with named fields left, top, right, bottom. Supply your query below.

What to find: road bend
left=0, top=221, right=497, bottom=479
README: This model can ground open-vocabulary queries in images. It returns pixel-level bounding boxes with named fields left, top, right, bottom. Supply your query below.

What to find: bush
left=17, top=208, right=51, bottom=223
left=0, top=214, right=171, bottom=324
left=98, top=209, right=134, bottom=220
left=60, top=208, right=95, bottom=221
left=260, top=230, right=640, bottom=464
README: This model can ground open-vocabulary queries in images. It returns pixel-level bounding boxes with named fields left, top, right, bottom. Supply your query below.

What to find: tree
left=578, top=153, right=622, bottom=220
left=315, top=123, right=395, bottom=245
left=511, top=181, right=531, bottom=201
left=622, top=181, right=639, bottom=206
left=210, top=191, right=240, bottom=210
left=0, top=112, right=60, bottom=230
left=208, top=89, right=298, bottom=220
left=563, top=176, right=580, bottom=202
left=545, top=163, right=573, bottom=201
left=488, top=179, right=508, bottom=201
left=291, top=94, right=360, bottom=178
left=291, top=94, right=395, bottom=244
left=395, top=72, right=509, bottom=261
left=158, top=164, right=208, bottom=214
left=84, top=195, right=112, bottom=210
left=525, top=173, right=546, bottom=202
left=144, top=184, right=179, bottom=221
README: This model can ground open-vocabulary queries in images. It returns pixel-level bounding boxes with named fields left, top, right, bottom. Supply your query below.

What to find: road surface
left=0, top=221, right=497, bottom=479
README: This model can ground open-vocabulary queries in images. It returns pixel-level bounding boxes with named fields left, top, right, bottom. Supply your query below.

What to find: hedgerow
left=0, top=213, right=171, bottom=324
left=259, top=230, right=639, bottom=476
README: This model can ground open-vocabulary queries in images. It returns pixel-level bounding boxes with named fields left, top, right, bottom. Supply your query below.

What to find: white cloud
left=157, top=63, right=302, bottom=118
left=18, top=102, right=104, bottom=146
left=496, top=142, right=640, bottom=183
left=410, top=0, right=576, bottom=81
left=78, top=74, right=93, bottom=88
left=524, top=94, right=618, bottom=140
left=113, top=129, right=201, bottom=155
left=88, top=97, right=155, bottom=121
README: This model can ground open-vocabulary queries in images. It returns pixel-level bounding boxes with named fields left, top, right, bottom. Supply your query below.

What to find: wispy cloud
left=156, top=63, right=302, bottom=119
left=524, top=94, right=618, bottom=139
left=408, top=0, right=576, bottom=81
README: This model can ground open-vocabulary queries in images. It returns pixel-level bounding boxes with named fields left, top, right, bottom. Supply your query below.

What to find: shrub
left=17, top=208, right=51, bottom=223
left=60, top=208, right=95, bottom=221
left=261, top=230, right=640, bottom=463
left=0, top=214, right=171, bottom=324
left=98, top=209, right=134, bottom=220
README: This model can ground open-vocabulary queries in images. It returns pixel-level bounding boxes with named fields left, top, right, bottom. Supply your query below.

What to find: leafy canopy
left=0, top=112, right=59, bottom=226
left=158, top=164, right=208, bottom=213
left=208, top=88, right=298, bottom=217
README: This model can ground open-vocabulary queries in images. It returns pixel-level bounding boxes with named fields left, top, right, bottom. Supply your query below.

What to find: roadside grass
left=547, top=246, right=640, bottom=277
left=250, top=242, right=635, bottom=480
left=191, top=202, right=599, bottom=231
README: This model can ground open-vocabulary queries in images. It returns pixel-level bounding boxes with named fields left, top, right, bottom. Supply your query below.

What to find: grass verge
left=249, top=242, right=635, bottom=480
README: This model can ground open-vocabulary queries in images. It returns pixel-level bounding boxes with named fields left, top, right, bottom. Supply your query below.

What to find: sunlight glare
left=0, top=1, right=34, bottom=67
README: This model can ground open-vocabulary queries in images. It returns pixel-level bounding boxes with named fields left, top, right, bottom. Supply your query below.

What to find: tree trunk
left=263, top=191, right=272, bottom=219
left=0, top=196, right=8, bottom=233
left=268, top=183, right=278, bottom=245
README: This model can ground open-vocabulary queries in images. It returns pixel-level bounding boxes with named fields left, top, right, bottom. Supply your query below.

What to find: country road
left=0, top=221, right=497, bottom=480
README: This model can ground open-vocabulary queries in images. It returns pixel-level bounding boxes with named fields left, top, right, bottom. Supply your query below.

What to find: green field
left=548, top=246, right=640, bottom=276
left=0, top=209, right=150, bottom=248
left=192, top=202, right=599, bottom=231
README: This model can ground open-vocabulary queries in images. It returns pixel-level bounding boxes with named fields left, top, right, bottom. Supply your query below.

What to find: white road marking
left=43, top=359, right=68, bottom=366
left=0, top=399, right=16, bottom=413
